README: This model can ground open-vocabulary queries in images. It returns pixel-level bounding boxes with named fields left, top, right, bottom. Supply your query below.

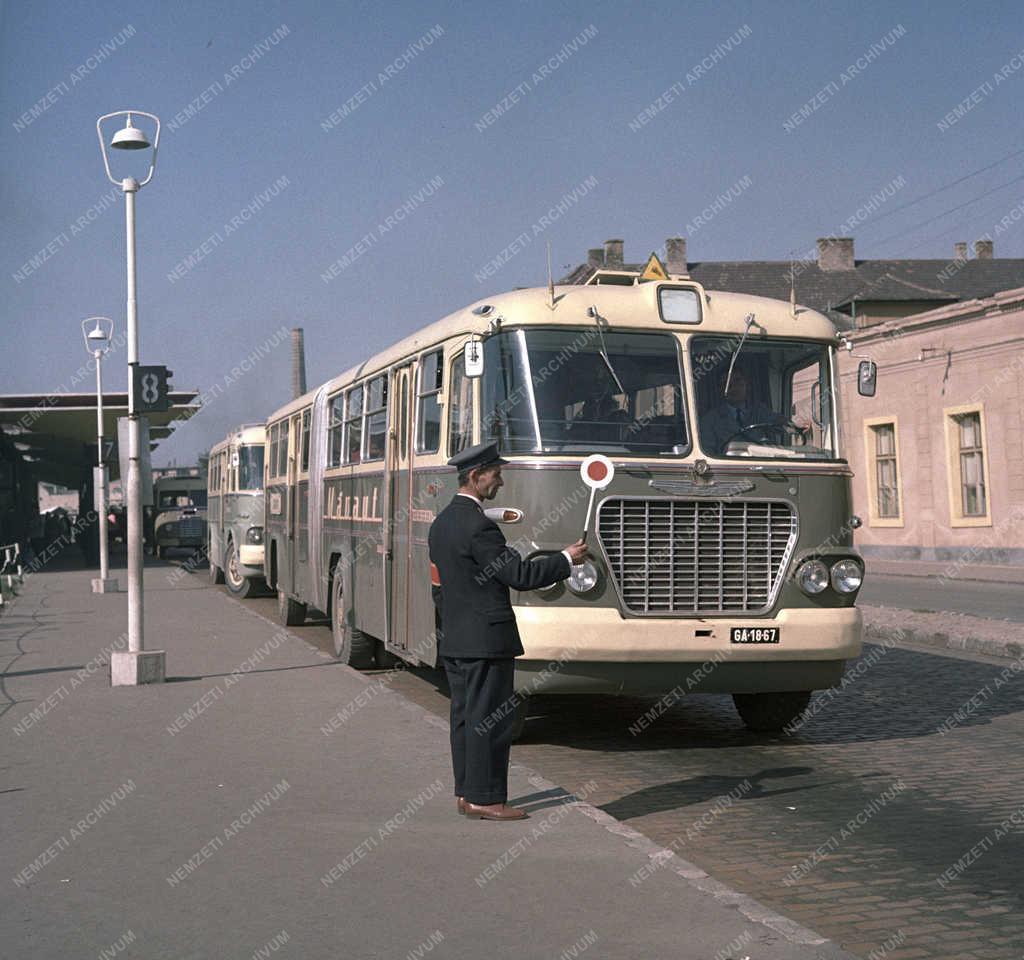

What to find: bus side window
left=278, top=419, right=289, bottom=478
left=417, top=349, right=443, bottom=454
left=448, top=351, right=473, bottom=457
left=328, top=394, right=344, bottom=467
left=345, top=385, right=363, bottom=464
left=364, top=375, right=387, bottom=461
left=269, top=423, right=280, bottom=479
left=301, top=409, right=311, bottom=473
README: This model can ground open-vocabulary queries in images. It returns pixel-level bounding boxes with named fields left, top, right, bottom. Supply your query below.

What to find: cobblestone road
left=245, top=591, right=1024, bottom=960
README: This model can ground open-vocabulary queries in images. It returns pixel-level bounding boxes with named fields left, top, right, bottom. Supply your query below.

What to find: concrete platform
left=1, top=560, right=857, bottom=960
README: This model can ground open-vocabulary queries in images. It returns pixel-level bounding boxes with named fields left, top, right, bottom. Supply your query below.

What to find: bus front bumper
left=238, top=544, right=264, bottom=568
left=513, top=605, right=862, bottom=695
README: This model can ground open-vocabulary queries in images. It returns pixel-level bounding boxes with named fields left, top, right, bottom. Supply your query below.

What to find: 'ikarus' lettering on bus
left=326, top=486, right=383, bottom=523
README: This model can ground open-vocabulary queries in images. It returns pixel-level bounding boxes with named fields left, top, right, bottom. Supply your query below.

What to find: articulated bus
left=264, top=269, right=866, bottom=732
left=207, top=425, right=266, bottom=598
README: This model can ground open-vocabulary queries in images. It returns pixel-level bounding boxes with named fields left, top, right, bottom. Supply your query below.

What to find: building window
left=364, top=375, right=388, bottom=461
left=873, top=424, right=899, bottom=518
left=943, top=404, right=991, bottom=527
left=448, top=351, right=474, bottom=456
left=417, top=350, right=443, bottom=454
left=345, top=385, right=363, bottom=464
left=328, top=394, right=344, bottom=468
left=863, top=417, right=903, bottom=527
left=956, top=412, right=986, bottom=516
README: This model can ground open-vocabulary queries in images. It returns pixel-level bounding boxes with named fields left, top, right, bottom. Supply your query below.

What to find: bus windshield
left=690, top=335, right=837, bottom=459
left=238, top=445, right=264, bottom=491
left=158, top=489, right=207, bottom=510
left=482, top=328, right=688, bottom=454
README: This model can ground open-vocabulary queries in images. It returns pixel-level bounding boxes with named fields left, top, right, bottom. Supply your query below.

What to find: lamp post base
left=91, top=577, right=120, bottom=594
left=111, top=650, right=165, bottom=686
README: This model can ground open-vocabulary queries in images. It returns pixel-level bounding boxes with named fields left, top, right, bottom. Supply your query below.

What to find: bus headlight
left=831, top=559, right=863, bottom=594
left=246, top=526, right=264, bottom=545
left=567, top=560, right=599, bottom=595
left=796, top=559, right=829, bottom=595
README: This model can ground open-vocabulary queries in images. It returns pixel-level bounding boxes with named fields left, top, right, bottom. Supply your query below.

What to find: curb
left=861, top=604, right=1023, bottom=661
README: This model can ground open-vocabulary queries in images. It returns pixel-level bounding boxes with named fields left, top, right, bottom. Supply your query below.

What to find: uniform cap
left=447, top=440, right=508, bottom=472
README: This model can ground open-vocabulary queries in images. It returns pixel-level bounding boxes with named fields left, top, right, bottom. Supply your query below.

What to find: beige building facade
left=840, top=287, right=1024, bottom=579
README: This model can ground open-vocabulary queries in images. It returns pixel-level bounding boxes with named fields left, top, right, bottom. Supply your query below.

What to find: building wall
left=838, top=292, right=1024, bottom=570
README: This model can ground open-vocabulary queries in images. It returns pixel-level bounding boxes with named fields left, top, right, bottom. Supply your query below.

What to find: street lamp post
left=97, top=110, right=165, bottom=686
left=83, top=317, right=118, bottom=595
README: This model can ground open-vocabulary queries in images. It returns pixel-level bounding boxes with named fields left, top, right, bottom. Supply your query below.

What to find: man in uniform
left=429, top=441, right=588, bottom=821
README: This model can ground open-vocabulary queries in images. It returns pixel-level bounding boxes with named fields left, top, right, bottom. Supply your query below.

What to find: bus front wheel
left=331, top=572, right=374, bottom=668
left=277, top=589, right=306, bottom=627
left=732, top=691, right=811, bottom=733
left=224, top=541, right=255, bottom=598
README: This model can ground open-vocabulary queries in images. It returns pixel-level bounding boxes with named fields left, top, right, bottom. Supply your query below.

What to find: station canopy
left=0, top=391, right=201, bottom=487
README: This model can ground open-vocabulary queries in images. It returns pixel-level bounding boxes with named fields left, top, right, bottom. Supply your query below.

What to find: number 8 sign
left=132, top=364, right=172, bottom=413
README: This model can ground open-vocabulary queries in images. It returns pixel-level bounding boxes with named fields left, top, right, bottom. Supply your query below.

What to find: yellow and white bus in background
left=263, top=268, right=868, bottom=732
left=208, top=424, right=266, bottom=598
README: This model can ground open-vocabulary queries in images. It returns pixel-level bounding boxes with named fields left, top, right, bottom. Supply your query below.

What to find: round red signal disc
left=580, top=454, right=614, bottom=489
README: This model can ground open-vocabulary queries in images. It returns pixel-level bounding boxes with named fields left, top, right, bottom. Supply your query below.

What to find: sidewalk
left=1, top=559, right=858, bottom=960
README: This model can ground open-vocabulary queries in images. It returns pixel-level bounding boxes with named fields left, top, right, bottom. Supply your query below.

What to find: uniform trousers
left=442, top=656, right=516, bottom=805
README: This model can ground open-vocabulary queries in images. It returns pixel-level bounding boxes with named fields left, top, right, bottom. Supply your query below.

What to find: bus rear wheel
left=732, top=691, right=811, bottom=733
left=224, top=541, right=255, bottom=598
left=331, top=572, right=375, bottom=668
left=277, top=589, right=306, bottom=627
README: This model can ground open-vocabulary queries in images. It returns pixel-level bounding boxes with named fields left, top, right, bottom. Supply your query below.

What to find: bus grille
left=597, top=498, right=796, bottom=615
left=178, top=517, right=204, bottom=539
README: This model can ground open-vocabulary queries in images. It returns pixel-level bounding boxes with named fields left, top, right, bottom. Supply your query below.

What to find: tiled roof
left=561, top=258, right=1024, bottom=328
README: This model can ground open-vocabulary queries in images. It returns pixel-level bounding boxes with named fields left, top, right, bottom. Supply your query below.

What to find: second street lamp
left=82, top=317, right=118, bottom=595
left=96, top=110, right=165, bottom=686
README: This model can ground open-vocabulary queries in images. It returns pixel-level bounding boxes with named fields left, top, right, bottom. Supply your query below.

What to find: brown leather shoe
left=463, top=802, right=528, bottom=821
left=457, top=796, right=466, bottom=815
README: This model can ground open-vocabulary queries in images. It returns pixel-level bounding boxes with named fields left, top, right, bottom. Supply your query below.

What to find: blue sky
left=2, top=0, right=1023, bottom=464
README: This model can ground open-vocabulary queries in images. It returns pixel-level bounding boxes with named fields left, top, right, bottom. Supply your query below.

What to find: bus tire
left=331, top=572, right=374, bottom=668
left=224, top=541, right=255, bottom=598
left=375, top=639, right=402, bottom=669
left=732, top=691, right=811, bottom=733
left=277, top=589, right=306, bottom=627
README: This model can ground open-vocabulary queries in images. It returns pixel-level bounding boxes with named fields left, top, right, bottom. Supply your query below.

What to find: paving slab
left=1, top=560, right=858, bottom=960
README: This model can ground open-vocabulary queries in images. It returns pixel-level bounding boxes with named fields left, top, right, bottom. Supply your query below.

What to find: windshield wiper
left=588, top=305, right=625, bottom=394
left=723, top=312, right=760, bottom=396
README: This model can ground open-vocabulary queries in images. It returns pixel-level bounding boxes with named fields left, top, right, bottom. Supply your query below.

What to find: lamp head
left=110, top=114, right=151, bottom=150
left=87, top=323, right=109, bottom=343
left=82, top=316, right=114, bottom=355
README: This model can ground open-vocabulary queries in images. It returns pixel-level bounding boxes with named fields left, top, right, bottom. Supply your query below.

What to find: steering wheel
left=722, top=420, right=807, bottom=446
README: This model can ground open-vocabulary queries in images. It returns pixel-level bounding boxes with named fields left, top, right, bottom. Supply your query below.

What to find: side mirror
left=858, top=360, right=877, bottom=397
left=465, top=339, right=484, bottom=378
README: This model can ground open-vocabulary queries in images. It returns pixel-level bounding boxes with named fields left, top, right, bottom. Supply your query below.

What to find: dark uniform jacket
left=428, top=495, right=570, bottom=658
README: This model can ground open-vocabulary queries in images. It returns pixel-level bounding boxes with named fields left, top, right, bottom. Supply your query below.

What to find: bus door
left=386, top=362, right=416, bottom=653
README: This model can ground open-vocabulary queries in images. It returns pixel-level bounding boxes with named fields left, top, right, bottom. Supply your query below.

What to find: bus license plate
left=730, top=627, right=780, bottom=644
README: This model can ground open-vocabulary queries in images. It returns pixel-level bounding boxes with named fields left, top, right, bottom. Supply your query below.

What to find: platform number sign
left=133, top=365, right=172, bottom=413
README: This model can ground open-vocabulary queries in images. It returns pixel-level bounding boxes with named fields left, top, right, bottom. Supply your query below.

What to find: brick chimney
left=954, top=242, right=968, bottom=260
left=817, top=237, right=855, bottom=271
left=974, top=239, right=993, bottom=259
left=665, top=237, right=688, bottom=275
left=604, top=238, right=624, bottom=270
left=587, top=247, right=604, bottom=269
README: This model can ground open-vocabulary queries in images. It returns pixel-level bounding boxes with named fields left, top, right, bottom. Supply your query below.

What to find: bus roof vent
left=585, top=269, right=640, bottom=286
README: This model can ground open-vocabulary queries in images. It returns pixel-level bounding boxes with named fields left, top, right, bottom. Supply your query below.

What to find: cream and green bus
left=208, top=424, right=266, bottom=598
left=264, top=269, right=868, bottom=732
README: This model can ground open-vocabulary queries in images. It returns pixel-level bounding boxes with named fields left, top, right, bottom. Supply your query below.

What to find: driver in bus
left=701, top=367, right=803, bottom=454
